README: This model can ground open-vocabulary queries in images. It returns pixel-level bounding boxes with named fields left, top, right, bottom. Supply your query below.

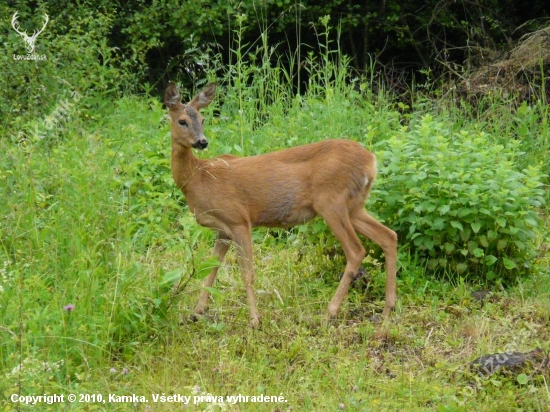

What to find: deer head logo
left=11, top=12, right=49, bottom=55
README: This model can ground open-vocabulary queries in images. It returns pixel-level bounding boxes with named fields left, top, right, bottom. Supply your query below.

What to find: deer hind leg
left=318, top=206, right=366, bottom=318
left=194, top=232, right=231, bottom=316
left=350, top=208, right=398, bottom=317
left=230, top=225, right=261, bottom=328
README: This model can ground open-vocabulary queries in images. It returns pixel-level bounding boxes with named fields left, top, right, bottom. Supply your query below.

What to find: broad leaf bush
left=371, top=114, right=546, bottom=282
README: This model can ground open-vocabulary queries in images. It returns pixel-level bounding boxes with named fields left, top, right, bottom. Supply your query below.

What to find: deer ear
left=164, top=83, right=181, bottom=110
left=189, top=83, right=216, bottom=110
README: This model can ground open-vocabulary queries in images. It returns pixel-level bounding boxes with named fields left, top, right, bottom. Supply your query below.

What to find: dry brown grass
left=458, top=25, right=550, bottom=100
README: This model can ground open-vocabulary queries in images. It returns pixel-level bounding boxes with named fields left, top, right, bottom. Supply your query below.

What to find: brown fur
left=165, top=83, right=398, bottom=327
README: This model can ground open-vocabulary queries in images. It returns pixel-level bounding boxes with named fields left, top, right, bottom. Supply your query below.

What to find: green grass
left=1, top=41, right=549, bottom=411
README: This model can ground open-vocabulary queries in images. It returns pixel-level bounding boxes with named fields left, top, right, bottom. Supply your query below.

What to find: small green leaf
left=502, top=258, right=517, bottom=270
left=524, top=217, right=538, bottom=227
left=473, top=248, right=484, bottom=258
left=438, top=205, right=450, bottom=215
left=461, top=229, right=472, bottom=243
left=485, top=255, right=497, bottom=266
left=424, top=238, right=435, bottom=251
left=508, top=226, right=519, bottom=234
left=450, top=221, right=464, bottom=231
left=471, top=222, right=481, bottom=233
left=456, top=263, right=468, bottom=273
left=209, top=322, right=227, bottom=331
left=495, top=217, right=506, bottom=227
left=203, top=286, right=223, bottom=298
left=196, top=257, right=221, bottom=279
left=160, top=269, right=183, bottom=286
left=517, top=373, right=528, bottom=385
left=479, top=235, right=489, bottom=248
left=458, top=208, right=474, bottom=217
left=490, top=379, right=502, bottom=387
left=497, top=239, right=508, bottom=250
left=433, top=218, right=445, bottom=230
left=444, top=242, right=455, bottom=254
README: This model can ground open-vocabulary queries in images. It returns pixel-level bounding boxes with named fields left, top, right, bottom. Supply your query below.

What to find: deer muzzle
left=193, top=137, right=208, bottom=150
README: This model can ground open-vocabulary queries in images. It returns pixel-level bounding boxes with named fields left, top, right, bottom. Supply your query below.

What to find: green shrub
left=371, top=114, right=546, bottom=282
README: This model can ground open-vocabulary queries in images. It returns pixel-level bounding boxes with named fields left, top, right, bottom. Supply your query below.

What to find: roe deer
left=164, top=82, right=397, bottom=328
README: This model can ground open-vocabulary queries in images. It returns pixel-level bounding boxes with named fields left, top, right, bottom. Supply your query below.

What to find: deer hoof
left=194, top=303, right=207, bottom=315
left=327, top=301, right=340, bottom=318
left=322, top=313, right=339, bottom=328
left=180, top=314, right=200, bottom=326
left=249, top=316, right=261, bottom=329
left=382, top=305, right=395, bottom=318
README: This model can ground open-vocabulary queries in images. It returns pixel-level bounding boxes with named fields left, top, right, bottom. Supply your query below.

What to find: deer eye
left=178, top=119, right=187, bottom=127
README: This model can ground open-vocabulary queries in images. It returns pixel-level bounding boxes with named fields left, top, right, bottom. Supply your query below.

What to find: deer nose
left=193, top=137, right=208, bottom=150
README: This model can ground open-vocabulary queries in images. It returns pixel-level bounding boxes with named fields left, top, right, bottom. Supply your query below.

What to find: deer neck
left=171, top=143, right=203, bottom=193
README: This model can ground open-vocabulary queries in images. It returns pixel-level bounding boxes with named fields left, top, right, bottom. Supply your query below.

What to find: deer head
left=164, top=82, right=216, bottom=150
left=11, top=12, right=49, bottom=55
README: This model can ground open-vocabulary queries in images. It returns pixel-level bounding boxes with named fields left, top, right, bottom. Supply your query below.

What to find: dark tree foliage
left=4, top=0, right=550, bottom=89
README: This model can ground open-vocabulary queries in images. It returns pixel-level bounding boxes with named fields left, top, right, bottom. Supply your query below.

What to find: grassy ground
left=1, top=79, right=549, bottom=411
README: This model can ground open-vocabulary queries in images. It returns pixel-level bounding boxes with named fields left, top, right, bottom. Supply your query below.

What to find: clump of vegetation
left=372, top=114, right=546, bottom=281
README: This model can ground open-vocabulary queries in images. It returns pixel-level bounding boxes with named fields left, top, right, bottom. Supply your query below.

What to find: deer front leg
left=231, top=226, right=260, bottom=328
left=194, top=232, right=231, bottom=316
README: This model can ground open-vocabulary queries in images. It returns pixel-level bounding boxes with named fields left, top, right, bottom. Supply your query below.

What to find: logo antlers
left=11, top=11, right=49, bottom=55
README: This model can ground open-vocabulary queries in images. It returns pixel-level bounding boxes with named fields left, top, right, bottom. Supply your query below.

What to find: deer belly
left=254, top=202, right=316, bottom=228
